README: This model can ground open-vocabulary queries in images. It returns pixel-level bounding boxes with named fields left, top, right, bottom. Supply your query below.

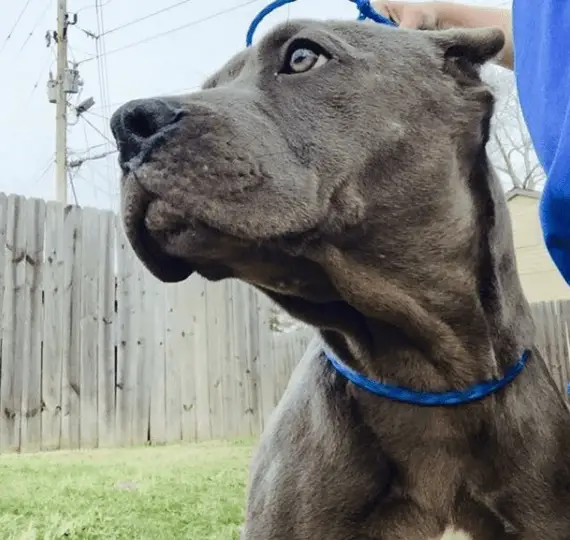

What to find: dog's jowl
left=111, top=20, right=570, bottom=540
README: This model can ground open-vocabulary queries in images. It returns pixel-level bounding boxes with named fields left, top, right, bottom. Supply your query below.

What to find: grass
left=0, top=439, right=254, bottom=540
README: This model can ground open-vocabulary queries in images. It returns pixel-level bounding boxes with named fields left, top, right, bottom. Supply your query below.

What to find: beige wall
left=508, top=194, right=570, bottom=302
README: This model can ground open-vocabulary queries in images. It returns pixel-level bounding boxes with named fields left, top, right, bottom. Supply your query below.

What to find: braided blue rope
left=246, top=0, right=396, bottom=47
left=326, top=349, right=531, bottom=406
left=351, top=0, right=396, bottom=24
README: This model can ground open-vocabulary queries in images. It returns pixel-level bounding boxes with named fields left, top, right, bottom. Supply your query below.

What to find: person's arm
left=434, top=3, right=513, bottom=68
left=376, top=2, right=513, bottom=69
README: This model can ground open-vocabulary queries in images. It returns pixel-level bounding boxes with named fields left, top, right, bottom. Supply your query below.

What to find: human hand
left=373, top=1, right=442, bottom=29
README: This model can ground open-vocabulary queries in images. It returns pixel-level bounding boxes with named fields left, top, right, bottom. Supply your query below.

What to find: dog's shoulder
left=247, top=336, right=332, bottom=488
left=243, top=335, right=393, bottom=538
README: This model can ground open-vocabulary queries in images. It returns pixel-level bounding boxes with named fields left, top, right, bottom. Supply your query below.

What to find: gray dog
left=111, top=20, right=570, bottom=540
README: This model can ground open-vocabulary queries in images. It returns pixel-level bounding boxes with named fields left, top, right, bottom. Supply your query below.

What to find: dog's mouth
left=122, top=170, right=251, bottom=284
left=121, top=171, right=341, bottom=302
left=122, top=176, right=196, bottom=283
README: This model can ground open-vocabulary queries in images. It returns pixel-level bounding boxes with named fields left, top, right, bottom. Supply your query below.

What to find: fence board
left=552, top=302, right=566, bottom=395
left=115, top=225, right=136, bottom=446
left=0, top=194, right=7, bottom=447
left=133, top=267, right=153, bottom=445
left=257, top=293, right=275, bottom=430
left=192, top=277, right=211, bottom=441
left=149, top=275, right=167, bottom=445
left=131, top=252, right=150, bottom=445
left=245, top=287, right=262, bottom=435
left=559, top=301, right=570, bottom=402
left=20, top=198, right=46, bottom=452
left=0, top=195, right=27, bottom=451
left=41, top=202, right=65, bottom=450
left=79, top=208, right=100, bottom=448
left=229, top=281, right=250, bottom=437
left=178, top=278, right=199, bottom=442
left=60, top=206, right=83, bottom=449
left=205, top=282, right=226, bottom=439
left=164, top=283, right=186, bottom=442
left=223, top=281, right=238, bottom=438
left=97, top=211, right=116, bottom=447
left=0, top=194, right=7, bottom=388
left=532, top=302, right=566, bottom=398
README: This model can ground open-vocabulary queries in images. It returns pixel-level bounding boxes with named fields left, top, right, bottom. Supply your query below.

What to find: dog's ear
left=430, top=27, right=505, bottom=66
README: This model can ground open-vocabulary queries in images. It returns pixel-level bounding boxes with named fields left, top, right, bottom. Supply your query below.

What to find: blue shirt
left=513, top=1, right=570, bottom=284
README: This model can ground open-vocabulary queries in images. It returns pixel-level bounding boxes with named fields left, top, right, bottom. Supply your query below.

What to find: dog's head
left=112, top=21, right=530, bottom=374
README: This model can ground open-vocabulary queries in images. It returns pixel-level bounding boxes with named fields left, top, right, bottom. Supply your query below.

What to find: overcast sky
left=0, top=0, right=507, bottom=211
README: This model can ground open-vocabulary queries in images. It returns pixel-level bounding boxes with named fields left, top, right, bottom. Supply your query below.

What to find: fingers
left=397, top=9, right=425, bottom=29
left=373, top=2, right=432, bottom=29
left=373, top=2, right=398, bottom=24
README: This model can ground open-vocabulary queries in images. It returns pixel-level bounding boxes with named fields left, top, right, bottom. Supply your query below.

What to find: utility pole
left=47, top=6, right=92, bottom=204
left=54, top=0, right=68, bottom=205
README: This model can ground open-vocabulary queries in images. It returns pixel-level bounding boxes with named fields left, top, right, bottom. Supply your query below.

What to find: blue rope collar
left=325, top=349, right=531, bottom=406
left=246, top=0, right=397, bottom=47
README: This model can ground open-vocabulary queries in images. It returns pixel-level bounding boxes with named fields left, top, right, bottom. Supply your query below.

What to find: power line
left=71, top=140, right=113, bottom=154
left=100, top=0, right=195, bottom=37
left=30, top=155, right=56, bottom=185
left=70, top=140, right=110, bottom=156
left=18, top=0, right=53, bottom=52
left=82, top=114, right=116, bottom=147
left=93, top=0, right=119, bottom=200
left=88, top=84, right=201, bottom=117
left=79, top=0, right=262, bottom=64
left=0, top=0, right=36, bottom=55
left=68, top=169, right=79, bottom=205
left=29, top=48, right=56, bottom=99
left=75, top=0, right=115, bottom=14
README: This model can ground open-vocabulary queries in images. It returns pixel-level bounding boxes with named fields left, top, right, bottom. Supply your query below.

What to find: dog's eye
left=281, top=41, right=329, bottom=74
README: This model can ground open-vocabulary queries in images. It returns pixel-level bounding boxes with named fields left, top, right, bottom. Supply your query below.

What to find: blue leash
left=325, top=349, right=532, bottom=406
left=246, top=0, right=396, bottom=47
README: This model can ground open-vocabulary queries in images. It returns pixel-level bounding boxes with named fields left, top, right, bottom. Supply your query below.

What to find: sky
left=0, top=0, right=510, bottom=211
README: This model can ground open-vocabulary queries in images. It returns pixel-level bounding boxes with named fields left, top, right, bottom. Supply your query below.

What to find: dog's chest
left=433, top=528, right=472, bottom=540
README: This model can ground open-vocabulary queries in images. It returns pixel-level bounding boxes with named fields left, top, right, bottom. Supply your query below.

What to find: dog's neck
left=313, top=243, right=525, bottom=392
left=313, top=150, right=535, bottom=394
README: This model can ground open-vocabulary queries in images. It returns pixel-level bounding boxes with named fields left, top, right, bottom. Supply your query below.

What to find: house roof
left=505, top=188, right=541, bottom=202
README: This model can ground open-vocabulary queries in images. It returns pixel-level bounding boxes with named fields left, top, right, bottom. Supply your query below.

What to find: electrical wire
left=94, top=0, right=119, bottom=201
left=100, top=0, right=195, bottom=37
left=18, top=0, right=53, bottom=53
left=78, top=0, right=263, bottom=64
left=75, top=0, right=115, bottom=14
left=70, top=140, right=112, bottom=155
left=88, top=84, right=201, bottom=117
left=0, top=0, right=36, bottom=55
left=68, top=169, right=80, bottom=205
left=30, top=155, right=56, bottom=185
left=12, top=46, right=55, bottom=121
left=81, top=164, right=120, bottom=198
left=82, top=115, right=116, bottom=147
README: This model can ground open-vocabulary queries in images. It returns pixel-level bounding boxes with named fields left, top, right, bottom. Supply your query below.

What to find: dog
left=111, top=19, right=570, bottom=539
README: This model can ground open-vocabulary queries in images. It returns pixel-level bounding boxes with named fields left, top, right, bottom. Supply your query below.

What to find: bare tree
left=485, top=66, right=545, bottom=191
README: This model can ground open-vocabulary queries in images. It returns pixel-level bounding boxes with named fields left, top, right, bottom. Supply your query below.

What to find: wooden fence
left=0, top=193, right=570, bottom=453
left=0, top=193, right=314, bottom=453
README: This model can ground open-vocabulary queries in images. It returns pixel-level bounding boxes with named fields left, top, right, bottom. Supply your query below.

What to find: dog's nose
left=110, top=98, right=182, bottom=167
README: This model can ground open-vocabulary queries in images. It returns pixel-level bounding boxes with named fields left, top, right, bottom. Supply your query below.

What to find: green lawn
left=0, top=440, right=254, bottom=540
